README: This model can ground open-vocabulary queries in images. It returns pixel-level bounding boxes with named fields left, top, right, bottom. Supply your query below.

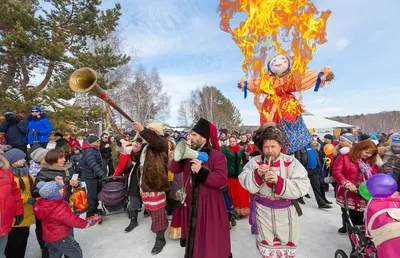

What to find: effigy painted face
left=268, top=54, right=290, bottom=76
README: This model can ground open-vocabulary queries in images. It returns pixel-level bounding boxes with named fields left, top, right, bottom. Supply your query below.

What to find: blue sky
left=102, top=0, right=400, bottom=126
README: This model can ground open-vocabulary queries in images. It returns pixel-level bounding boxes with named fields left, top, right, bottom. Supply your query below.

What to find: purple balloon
left=366, top=174, right=398, bottom=198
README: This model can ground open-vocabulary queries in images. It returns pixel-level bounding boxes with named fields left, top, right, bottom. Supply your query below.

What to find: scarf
left=228, top=144, right=241, bottom=153
left=10, top=164, right=30, bottom=177
left=358, top=159, right=373, bottom=180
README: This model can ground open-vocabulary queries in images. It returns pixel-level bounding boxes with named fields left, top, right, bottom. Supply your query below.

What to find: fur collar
left=27, top=112, right=48, bottom=122
left=41, top=162, right=71, bottom=171
left=339, top=147, right=350, bottom=155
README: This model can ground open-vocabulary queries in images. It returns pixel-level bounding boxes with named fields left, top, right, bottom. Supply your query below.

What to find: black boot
left=125, top=210, right=139, bottom=233
left=151, top=230, right=166, bottom=255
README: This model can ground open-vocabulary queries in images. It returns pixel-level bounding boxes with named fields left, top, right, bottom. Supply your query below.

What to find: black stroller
left=334, top=190, right=377, bottom=258
left=98, top=176, right=128, bottom=222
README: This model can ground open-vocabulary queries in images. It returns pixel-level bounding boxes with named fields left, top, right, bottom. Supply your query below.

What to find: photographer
left=0, top=111, right=28, bottom=155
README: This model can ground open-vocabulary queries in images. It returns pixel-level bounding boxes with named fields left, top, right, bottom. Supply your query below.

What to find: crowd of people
left=0, top=106, right=399, bottom=258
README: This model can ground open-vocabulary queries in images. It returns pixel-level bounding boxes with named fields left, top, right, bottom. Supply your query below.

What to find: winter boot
left=151, top=230, right=166, bottom=255
left=125, top=210, right=139, bottom=233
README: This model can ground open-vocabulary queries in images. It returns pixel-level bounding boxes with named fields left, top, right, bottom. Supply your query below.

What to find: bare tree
left=182, top=86, right=242, bottom=130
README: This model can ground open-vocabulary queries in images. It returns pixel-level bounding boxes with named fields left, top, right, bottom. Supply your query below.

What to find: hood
left=82, top=142, right=95, bottom=150
left=34, top=198, right=63, bottom=220
left=27, top=112, right=49, bottom=122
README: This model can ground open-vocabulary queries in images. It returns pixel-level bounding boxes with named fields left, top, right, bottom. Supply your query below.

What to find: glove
left=27, top=198, right=36, bottom=206
left=14, top=214, right=24, bottom=226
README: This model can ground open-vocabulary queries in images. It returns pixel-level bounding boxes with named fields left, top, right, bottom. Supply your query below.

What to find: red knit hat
left=192, top=118, right=220, bottom=151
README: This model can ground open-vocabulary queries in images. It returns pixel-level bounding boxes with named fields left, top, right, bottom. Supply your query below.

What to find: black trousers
left=342, top=208, right=364, bottom=250
left=307, top=168, right=327, bottom=206
left=5, top=226, right=29, bottom=258
left=35, top=219, right=45, bottom=249
left=85, top=178, right=101, bottom=216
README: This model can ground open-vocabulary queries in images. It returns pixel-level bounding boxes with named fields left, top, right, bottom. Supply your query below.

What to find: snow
left=25, top=190, right=352, bottom=258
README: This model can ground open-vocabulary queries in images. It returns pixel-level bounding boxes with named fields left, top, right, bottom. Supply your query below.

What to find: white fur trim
left=340, top=147, right=350, bottom=155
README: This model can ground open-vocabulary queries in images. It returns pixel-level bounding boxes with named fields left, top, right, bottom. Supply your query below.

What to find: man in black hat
left=170, top=118, right=232, bottom=258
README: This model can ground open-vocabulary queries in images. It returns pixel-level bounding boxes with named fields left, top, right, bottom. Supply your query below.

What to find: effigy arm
left=297, top=68, right=333, bottom=92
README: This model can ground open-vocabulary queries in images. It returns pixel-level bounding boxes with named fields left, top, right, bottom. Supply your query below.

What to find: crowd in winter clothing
left=1, top=104, right=400, bottom=258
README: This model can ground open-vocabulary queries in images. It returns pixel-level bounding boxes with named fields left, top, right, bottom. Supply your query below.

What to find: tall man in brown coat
left=132, top=121, right=170, bottom=255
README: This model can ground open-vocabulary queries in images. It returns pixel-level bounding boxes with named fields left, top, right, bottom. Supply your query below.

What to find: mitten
left=86, top=215, right=102, bottom=227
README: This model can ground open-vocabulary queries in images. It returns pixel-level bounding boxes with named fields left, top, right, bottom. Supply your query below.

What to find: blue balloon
left=366, top=174, right=397, bottom=198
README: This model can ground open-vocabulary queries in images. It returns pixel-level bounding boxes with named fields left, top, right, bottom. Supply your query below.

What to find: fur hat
left=30, top=147, right=48, bottom=163
left=253, top=123, right=286, bottom=150
left=3, top=149, right=26, bottom=164
left=391, top=133, right=400, bottom=147
left=37, top=181, right=63, bottom=200
left=88, top=135, right=100, bottom=144
left=340, top=133, right=357, bottom=144
left=147, top=123, right=163, bottom=135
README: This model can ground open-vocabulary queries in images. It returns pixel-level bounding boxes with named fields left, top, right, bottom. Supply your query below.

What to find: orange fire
left=219, top=0, right=331, bottom=116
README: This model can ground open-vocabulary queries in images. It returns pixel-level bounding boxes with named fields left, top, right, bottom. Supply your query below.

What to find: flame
left=219, top=0, right=331, bottom=118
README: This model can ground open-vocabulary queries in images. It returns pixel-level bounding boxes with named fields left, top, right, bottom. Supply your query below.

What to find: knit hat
left=31, top=106, right=42, bottom=112
left=30, top=147, right=49, bottom=163
left=391, top=133, right=400, bottom=147
left=147, top=123, right=163, bottom=135
left=3, top=149, right=26, bottom=164
left=88, top=135, right=100, bottom=144
left=245, top=129, right=252, bottom=134
left=340, top=133, right=357, bottom=144
left=37, top=181, right=63, bottom=200
left=324, top=134, right=333, bottom=141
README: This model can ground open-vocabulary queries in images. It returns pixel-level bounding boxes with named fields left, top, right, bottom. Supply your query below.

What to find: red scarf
left=228, top=144, right=241, bottom=153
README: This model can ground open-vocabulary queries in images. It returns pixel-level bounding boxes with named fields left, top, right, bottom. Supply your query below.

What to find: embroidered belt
left=249, top=194, right=292, bottom=235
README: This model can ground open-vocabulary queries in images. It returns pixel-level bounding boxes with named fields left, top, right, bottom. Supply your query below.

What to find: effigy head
left=267, top=54, right=291, bottom=77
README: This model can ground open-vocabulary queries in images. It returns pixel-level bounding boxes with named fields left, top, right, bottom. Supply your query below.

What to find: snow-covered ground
left=26, top=190, right=351, bottom=258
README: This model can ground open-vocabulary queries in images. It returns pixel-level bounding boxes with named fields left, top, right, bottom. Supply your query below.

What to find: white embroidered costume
left=239, top=154, right=310, bottom=258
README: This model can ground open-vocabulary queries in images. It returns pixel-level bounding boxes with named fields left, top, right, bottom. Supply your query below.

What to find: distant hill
left=329, top=111, right=400, bottom=133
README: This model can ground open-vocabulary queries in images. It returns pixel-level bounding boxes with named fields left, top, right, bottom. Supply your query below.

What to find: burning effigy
left=219, top=0, right=334, bottom=154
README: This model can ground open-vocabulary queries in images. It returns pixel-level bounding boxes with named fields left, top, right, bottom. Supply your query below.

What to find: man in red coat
left=0, top=149, right=24, bottom=257
left=170, top=118, right=232, bottom=258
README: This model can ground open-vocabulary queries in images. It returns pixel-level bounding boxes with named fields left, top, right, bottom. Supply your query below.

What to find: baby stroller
left=334, top=190, right=377, bottom=258
left=98, top=176, right=128, bottom=222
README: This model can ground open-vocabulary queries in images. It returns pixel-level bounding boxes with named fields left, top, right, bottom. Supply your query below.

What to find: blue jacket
left=27, top=113, right=53, bottom=144
left=0, top=120, right=28, bottom=147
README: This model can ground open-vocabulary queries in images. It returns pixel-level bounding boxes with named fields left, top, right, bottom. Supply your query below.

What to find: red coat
left=34, top=198, right=88, bottom=242
left=0, top=167, right=24, bottom=236
left=170, top=148, right=231, bottom=258
left=332, top=154, right=380, bottom=212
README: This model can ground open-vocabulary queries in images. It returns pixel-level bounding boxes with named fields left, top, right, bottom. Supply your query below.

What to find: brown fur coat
left=140, top=128, right=170, bottom=192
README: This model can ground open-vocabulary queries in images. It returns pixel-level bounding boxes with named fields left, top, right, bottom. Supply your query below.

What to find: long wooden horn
left=69, top=67, right=134, bottom=122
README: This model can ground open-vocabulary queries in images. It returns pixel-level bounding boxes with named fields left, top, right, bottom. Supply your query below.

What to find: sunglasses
left=31, top=110, right=39, bottom=113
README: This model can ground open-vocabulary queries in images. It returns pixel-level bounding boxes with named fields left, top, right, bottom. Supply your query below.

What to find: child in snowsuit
left=33, top=181, right=101, bottom=258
